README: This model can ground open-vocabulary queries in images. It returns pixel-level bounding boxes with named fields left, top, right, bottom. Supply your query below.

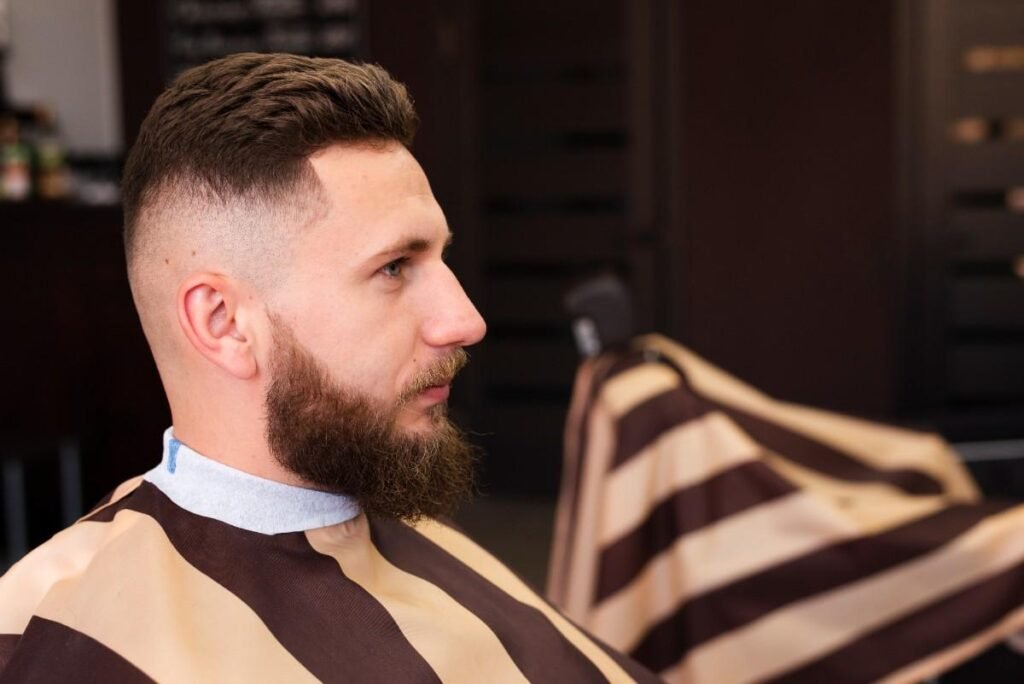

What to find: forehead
left=304, top=143, right=447, bottom=256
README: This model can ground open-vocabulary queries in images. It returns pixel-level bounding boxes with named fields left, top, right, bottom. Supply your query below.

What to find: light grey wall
left=5, top=0, right=122, bottom=155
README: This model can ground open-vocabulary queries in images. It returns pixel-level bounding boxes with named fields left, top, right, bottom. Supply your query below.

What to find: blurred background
left=2, top=0, right=1024, bottom=594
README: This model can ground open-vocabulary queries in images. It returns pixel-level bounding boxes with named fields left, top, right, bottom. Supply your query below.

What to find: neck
left=167, top=386, right=305, bottom=487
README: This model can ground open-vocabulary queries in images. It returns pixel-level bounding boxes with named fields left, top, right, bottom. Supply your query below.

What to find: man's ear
left=177, top=273, right=258, bottom=379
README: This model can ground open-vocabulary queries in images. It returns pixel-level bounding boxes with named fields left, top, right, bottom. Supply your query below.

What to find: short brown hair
left=122, top=52, right=418, bottom=265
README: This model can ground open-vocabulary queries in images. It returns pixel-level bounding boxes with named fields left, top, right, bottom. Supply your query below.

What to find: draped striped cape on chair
left=548, top=334, right=1024, bottom=683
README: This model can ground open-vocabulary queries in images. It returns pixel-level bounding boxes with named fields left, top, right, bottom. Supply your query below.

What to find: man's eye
left=381, top=257, right=407, bottom=278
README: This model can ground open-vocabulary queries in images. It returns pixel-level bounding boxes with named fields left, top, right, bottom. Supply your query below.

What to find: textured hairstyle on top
left=122, top=52, right=419, bottom=272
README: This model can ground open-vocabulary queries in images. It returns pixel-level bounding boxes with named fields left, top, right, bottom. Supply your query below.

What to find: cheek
left=321, top=317, right=421, bottom=396
left=293, top=279, right=425, bottom=394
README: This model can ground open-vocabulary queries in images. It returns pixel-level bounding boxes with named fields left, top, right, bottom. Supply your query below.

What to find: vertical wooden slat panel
left=475, top=0, right=632, bottom=495
left=903, top=0, right=1024, bottom=437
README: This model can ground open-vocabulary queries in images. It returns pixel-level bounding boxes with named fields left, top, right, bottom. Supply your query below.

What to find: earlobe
left=178, top=275, right=258, bottom=379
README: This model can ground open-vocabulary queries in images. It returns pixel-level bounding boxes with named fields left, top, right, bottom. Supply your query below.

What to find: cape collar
left=143, top=428, right=360, bottom=534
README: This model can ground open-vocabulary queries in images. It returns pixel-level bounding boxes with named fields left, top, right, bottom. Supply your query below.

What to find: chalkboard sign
left=164, top=0, right=366, bottom=78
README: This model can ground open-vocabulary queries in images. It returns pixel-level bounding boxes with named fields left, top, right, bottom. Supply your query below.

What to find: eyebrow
left=371, top=232, right=454, bottom=260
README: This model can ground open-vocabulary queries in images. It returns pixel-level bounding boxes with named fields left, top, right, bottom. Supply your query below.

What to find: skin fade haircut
left=122, top=52, right=418, bottom=275
left=120, top=53, right=480, bottom=520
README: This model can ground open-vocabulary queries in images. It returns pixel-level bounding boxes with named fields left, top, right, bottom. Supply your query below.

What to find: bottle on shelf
left=0, top=113, right=30, bottom=201
left=30, top=106, right=70, bottom=200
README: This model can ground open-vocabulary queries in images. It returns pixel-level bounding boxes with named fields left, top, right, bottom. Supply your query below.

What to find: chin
left=396, top=406, right=445, bottom=434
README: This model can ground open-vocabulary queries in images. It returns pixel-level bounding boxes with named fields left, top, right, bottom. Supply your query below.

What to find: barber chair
left=549, top=275, right=1024, bottom=683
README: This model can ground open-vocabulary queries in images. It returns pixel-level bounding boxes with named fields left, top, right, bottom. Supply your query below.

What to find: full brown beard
left=263, top=317, right=476, bottom=522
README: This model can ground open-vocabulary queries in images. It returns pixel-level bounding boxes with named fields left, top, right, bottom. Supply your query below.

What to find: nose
left=422, top=265, right=487, bottom=349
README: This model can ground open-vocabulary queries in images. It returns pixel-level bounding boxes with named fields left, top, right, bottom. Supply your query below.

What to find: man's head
left=123, top=53, right=486, bottom=520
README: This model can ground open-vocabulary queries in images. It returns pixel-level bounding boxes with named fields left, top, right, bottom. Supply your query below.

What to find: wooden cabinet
left=0, top=202, right=168, bottom=508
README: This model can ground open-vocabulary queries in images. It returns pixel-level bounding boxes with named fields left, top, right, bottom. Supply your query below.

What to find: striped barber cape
left=0, top=478, right=657, bottom=682
left=548, top=334, right=1024, bottom=683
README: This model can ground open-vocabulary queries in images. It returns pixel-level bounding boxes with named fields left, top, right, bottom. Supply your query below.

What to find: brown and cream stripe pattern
left=0, top=479, right=657, bottom=682
left=548, top=334, right=1024, bottom=683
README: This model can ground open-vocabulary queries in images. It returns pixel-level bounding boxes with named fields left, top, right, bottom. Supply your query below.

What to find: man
left=0, top=54, right=656, bottom=682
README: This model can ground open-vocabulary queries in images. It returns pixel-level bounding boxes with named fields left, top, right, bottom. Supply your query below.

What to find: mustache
left=399, top=348, right=470, bottom=403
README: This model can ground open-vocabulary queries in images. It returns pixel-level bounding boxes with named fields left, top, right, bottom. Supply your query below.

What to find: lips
left=420, top=384, right=451, bottom=402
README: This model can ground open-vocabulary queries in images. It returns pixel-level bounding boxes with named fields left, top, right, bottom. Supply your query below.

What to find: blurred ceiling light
left=1013, top=255, right=1024, bottom=280
left=950, top=117, right=988, bottom=143
left=1006, top=118, right=1024, bottom=141
left=1006, top=187, right=1024, bottom=213
left=964, top=45, right=1024, bottom=72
